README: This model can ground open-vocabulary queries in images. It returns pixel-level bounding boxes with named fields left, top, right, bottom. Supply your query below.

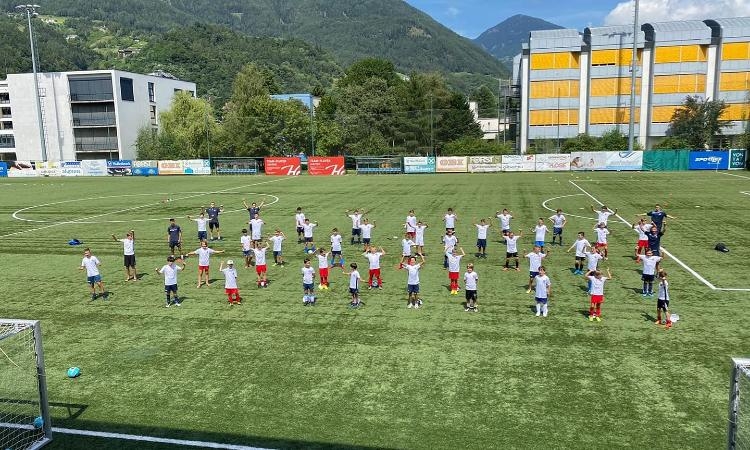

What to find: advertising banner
left=604, top=151, right=643, bottom=171
left=60, top=161, right=82, bottom=177
left=81, top=159, right=108, bottom=176
left=6, top=161, right=38, bottom=177
left=570, top=152, right=607, bottom=171
left=688, top=151, right=729, bottom=170
left=132, top=160, right=158, bottom=176
left=535, top=154, right=570, bottom=171
left=36, top=161, right=62, bottom=177
left=730, top=149, right=747, bottom=170
left=502, top=154, right=536, bottom=172
left=436, top=156, right=468, bottom=173
left=183, top=159, right=211, bottom=175
left=468, top=155, right=503, bottom=173
left=308, top=156, right=345, bottom=176
left=107, top=160, right=132, bottom=176
left=157, top=160, right=185, bottom=175
left=0, top=162, right=6, bottom=177
left=403, top=156, right=436, bottom=174
left=265, top=157, right=302, bottom=176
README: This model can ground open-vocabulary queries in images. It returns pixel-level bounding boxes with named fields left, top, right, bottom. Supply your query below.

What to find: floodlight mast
left=16, top=4, right=48, bottom=162
left=627, top=0, right=640, bottom=152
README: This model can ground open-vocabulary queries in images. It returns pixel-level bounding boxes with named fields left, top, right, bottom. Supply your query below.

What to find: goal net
left=354, top=156, right=403, bottom=175
left=729, top=358, right=750, bottom=449
left=213, top=158, right=260, bottom=175
left=0, top=320, right=52, bottom=450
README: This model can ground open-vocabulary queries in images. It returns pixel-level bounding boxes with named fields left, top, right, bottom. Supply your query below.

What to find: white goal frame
left=729, top=357, right=750, bottom=449
left=0, top=319, right=52, bottom=449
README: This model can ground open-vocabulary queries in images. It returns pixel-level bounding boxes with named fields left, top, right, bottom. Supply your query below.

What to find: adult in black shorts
left=167, top=218, right=182, bottom=257
left=205, top=202, right=224, bottom=241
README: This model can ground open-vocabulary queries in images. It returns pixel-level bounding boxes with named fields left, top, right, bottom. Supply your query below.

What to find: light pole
left=16, top=4, right=47, bottom=161
left=627, top=0, right=640, bottom=152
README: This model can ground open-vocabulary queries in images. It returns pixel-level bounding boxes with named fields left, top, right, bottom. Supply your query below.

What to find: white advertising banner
left=535, top=154, right=570, bottom=172
left=604, top=151, right=643, bottom=171
left=468, top=155, right=503, bottom=173
left=182, top=159, right=211, bottom=175
left=569, top=152, right=607, bottom=171
left=436, top=156, right=468, bottom=173
left=502, top=154, right=536, bottom=172
left=60, top=161, right=83, bottom=177
left=158, top=160, right=185, bottom=175
left=7, top=161, right=38, bottom=177
left=570, top=151, right=643, bottom=171
left=81, top=159, right=108, bottom=176
left=36, top=161, right=62, bottom=177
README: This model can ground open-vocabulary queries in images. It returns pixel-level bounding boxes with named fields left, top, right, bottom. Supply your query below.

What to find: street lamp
left=16, top=4, right=48, bottom=161
left=627, top=0, right=640, bottom=152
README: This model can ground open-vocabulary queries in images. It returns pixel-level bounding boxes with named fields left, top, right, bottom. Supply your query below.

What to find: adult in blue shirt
left=166, top=218, right=182, bottom=257
left=242, top=199, right=265, bottom=233
left=638, top=204, right=676, bottom=232
left=205, top=202, right=224, bottom=241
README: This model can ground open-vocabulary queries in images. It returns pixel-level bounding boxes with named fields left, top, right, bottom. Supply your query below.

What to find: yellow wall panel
left=653, top=74, right=706, bottom=94
left=590, top=77, right=641, bottom=96
left=531, top=53, right=554, bottom=70
left=591, top=49, right=642, bottom=66
left=722, top=42, right=750, bottom=60
left=529, top=80, right=580, bottom=99
left=654, top=45, right=708, bottom=63
left=530, top=109, right=579, bottom=126
left=589, top=107, right=640, bottom=124
left=651, top=106, right=679, bottom=123
left=720, top=72, right=750, bottom=91
left=721, top=103, right=750, bottom=121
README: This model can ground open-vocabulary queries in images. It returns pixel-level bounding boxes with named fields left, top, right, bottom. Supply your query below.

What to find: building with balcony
left=0, top=70, right=196, bottom=161
left=517, top=17, right=750, bottom=152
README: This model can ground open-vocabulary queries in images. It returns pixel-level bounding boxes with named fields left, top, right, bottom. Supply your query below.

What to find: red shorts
left=406, top=231, right=416, bottom=239
left=595, top=242, right=607, bottom=248
left=199, top=265, right=209, bottom=272
left=225, top=288, right=238, bottom=295
left=637, top=240, right=648, bottom=249
left=590, top=294, right=604, bottom=304
left=255, top=264, right=267, bottom=275
left=320, top=267, right=329, bottom=278
left=449, top=271, right=459, bottom=281
left=369, top=268, right=381, bottom=278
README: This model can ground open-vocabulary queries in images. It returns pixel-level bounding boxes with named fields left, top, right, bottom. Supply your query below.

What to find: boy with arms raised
left=80, top=247, right=107, bottom=300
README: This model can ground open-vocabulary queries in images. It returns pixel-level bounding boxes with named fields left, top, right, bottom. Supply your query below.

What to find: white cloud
left=604, top=0, right=750, bottom=25
left=446, top=6, right=460, bottom=17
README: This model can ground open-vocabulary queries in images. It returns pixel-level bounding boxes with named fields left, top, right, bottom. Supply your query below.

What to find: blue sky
left=404, top=0, right=750, bottom=39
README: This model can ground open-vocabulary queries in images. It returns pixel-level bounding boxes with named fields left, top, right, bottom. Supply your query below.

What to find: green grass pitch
left=1, top=171, right=749, bottom=449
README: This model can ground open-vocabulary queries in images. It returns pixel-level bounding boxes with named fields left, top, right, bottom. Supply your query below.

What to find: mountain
left=1, top=0, right=508, bottom=77
left=474, top=14, right=563, bottom=65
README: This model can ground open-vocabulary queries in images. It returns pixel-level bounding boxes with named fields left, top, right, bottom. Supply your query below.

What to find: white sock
left=536, top=303, right=541, bottom=314
left=542, top=304, right=548, bottom=316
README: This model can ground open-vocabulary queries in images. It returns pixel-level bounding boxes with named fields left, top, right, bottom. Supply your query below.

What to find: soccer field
left=2, top=171, right=749, bottom=449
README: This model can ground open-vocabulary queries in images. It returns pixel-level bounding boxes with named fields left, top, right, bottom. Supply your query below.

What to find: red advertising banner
left=264, top=157, right=301, bottom=176
left=307, top=156, right=346, bottom=176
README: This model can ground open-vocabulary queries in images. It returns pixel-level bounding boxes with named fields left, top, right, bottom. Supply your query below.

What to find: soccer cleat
left=91, top=293, right=97, bottom=301
left=589, top=315, right=594, bottom=322
left=102, top=293, right=109, bottom=300
left=594, top=316, right=601, bottom=322
left=526, top=289, right=532, bottom=294
left=450, top=290, right=456, bottom=295
left=407, top=303, right=413, bottom=309
left=465, top=307, right=470, bottom=312
left=318, top=284, right=324, bottom=289
left=542, top=313, right=548, bottom=317
left=665, top=321, right=672, bottom=329
left=654, top=319, right=662, bottom=325
left=502, top=267, right=509, bottom=271
left=473, top=306, right=478, bottom=312
left=535, top=312, right=541, bottom=317
left=642, top=293, right=648, bottom=297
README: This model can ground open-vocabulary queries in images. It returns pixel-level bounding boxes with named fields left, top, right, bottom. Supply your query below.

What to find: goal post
left=0, top=319, right=52, bottom=450
left=729, top=357, right=750, bottom=450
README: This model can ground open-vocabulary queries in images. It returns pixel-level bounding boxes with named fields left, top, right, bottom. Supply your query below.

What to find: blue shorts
left=273, top=251, right=281, bottom=258
left=477, top=239, right=487, bottom=248
left=332, top=250, right=342, bottom=256
left=535, top=240, right=545, bottom=247
left=650, top=247, right=660, bottom=256
left=164, top=284, right=177, bottom=294
left=304, top=237, right=313, bottom=243
left=529, top=271, right=539, bottom=278
left=363, top=238, right=371, bottom=245
left=352, top=228, right=361, bottom=236
left=349, top=287, right=359, bottom=295
left=407, top=284, right=420, bottom=294
left=87, top=275, right=101, bottom=285
left=553, top=227, right=563, bottom=236
left=209, top=221, right=219, bottom=230
left=642, top=274, right=655, bottom=282
left=297, top=226, right=304, bottom=234
left=243, top=250, right=251, bottom=257
left=198, top=231, right=207, bottom=241
left=535, top=297, right=548, bottom=304
left=303, top=283, right=314, bottom=291
left=169, top=241, right=180, bottom=250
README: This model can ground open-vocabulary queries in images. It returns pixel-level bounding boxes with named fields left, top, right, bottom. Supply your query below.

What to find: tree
left=158, top=92, right=217, bottom=158
left=470, top=85, right=497, bottom=118
left=434, top=92, right=483, bottom=145
left=338, top=58, right=402, bottom=89
left=560, top=134, right=598, bottom=153
left=442, top=137, right=513, bottom=156
left=666, top=96, right=730, bottom=149
left=652, top=136, right=690, bottom=150
left=597, top=129, right=638, bottom=151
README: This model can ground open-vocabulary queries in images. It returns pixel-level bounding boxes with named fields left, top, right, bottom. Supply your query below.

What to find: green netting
left=642, top=149, right=690, bottom=171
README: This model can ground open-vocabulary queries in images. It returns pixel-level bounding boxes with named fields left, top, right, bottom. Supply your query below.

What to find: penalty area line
left=0, top=422, right=272, bottom=450
left=568, top=180, right=750, bottom=292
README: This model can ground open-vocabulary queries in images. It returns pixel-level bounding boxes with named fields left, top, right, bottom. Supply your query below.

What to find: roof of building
left=529, top=29, right=582, bottom=51
left=704, top=17, right=750, bottom=38
left=584, top=25, right=645, bottom=48
left=641, top=20, right=712, bottom=43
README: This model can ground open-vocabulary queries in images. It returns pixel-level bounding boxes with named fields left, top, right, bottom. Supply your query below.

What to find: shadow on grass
left=622, top=286, right=643, bottom=295
left=641, top=312, right=658, bottom=322
left=0, top=398, right=88, bottom=420
left=577, top=309, right=591, bottom=318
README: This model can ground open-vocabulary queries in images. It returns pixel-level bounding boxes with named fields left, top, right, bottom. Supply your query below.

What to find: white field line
left=569, top=180, right=750, bottom=292
left=0, top=177, right=291, bottom=239
left=722, top=172, right=750, bottom=180
left=0, top=422, right=271, bottom=449
left=540, top=193, right=594, bottom=220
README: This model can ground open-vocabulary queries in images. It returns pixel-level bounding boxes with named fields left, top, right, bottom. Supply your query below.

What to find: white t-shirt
left=497, top=213, right=512, bottom=230
left=241, top=235, right=252, bottom=251
left=505, top=235, right=520, bottom=253
left=443, top=234, right=458, bottom=252
left=588, top=276, right=607, bottom=295
left=658, top=279, right=669, bottom=301
left=159, top=263, right=182, bottom=286
left=253, top=247, right=267, bottom=266
left=348, top=213, right=362, bottom=229
left=550, top=214, right=566, bottom=228
left=634, top=223, right=648, bottom=240
left=270, top=235, right=284, bottom=252
left=317, top=254, right=329, bottom=269
left=330, top=234, right=343, bottom=251
left=360, top=223, right=374, bottom=239
left=446, top=253, right=462, bottom=273
left=526, top=252, right=546, bottom=272
left=349, top=271, right=360, bottom=289
left=415, top=225, right=427, bottom=245
left=303, top=223, right=316, bottom=238
left=573, top=239, right=590, bottom=257
left=534, top=275, right=550, bottom=299
left=405, top=263, right=421, bottom=285
left=295, top=213, right=306, bottom=228
left=476, top=224, right=489, bottom=239
left=222, top=267, right=238, bottom=289
left=641, top=255, right=662, bottom=275
left=193, top=217, right=208, bottom=232
left=464, top=271, right=478, bottom=290
left=405, top=215, right=417, bottom=232
left=596, top=210, right=613, bottom=224
left=595, top=227, right=610, bottom=244
left=249, top=218, right=264, bottom=240
left=302, top=266, right=315, bottom=284
left=365, top=252, right=383, bottom=270
left=534, top=225, right=549, bottom=241
left=401, top=239, right=414, bottom=256
left=194, top=247, right=216, bottom=266
left=120, top=238, right=134, bottom=256
left=444, top=213, right=456, bottom=229
left=81, top=256, right=100, bottom=276
left=585, top=251, right=603, bottom=271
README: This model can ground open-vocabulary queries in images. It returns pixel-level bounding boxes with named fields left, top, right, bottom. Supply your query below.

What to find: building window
left=120, top=77, right=134, bottom=102
left=148, top=82, right=155, bottom=102
left=1, top=121, right=13, bottom=130
left=150, top=105, right=157, bottom=124
left=1, top=107, right=11, bottom=118
left=0, top=93, right=9, bottom=104
left=0, top=135, right=15, bottom=148
left=69, top=76, right=114, bottom=102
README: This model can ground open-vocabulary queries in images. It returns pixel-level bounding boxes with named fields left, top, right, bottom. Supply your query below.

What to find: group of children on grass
left=81, top=201, right=675, bottom=325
